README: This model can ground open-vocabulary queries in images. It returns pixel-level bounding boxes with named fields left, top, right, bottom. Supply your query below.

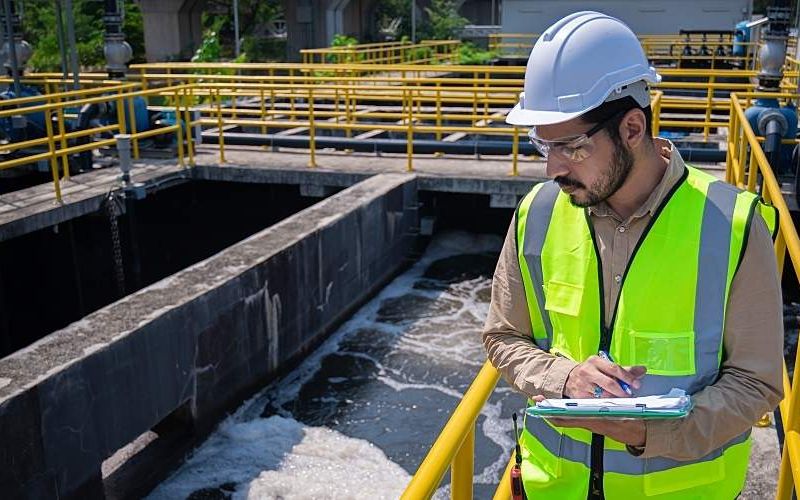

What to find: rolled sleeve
left=482, top=215, right=577, bottom=399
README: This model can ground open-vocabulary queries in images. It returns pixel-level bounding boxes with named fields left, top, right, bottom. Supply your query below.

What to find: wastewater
left=147, top=231, right=520, bottom=500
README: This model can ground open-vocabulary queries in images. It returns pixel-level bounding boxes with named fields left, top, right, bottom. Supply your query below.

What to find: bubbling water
left=148, top=231, right=522, bottom=500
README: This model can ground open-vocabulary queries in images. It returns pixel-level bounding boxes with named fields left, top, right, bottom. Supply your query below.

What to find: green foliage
left=191, top=17, right=225, bottom=62
left=421, top=0, right=467, bottom=40
left=23, top=0, right=145, bottom=72
left=457, top=42, right=496, bottom=65
left=241, top=36, right=285, bottom=62
left=332, top=34, right=359, bottom=47
left=326, top=34, right=362, bottom=63
left=202, top=0, right=284, bottom=61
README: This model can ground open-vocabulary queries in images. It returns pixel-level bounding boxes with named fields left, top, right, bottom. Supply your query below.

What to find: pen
left=597, top=350, right=633, bottom=396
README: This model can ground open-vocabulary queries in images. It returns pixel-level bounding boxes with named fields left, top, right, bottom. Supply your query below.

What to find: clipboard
left=526, top=388, right=693, bottom=420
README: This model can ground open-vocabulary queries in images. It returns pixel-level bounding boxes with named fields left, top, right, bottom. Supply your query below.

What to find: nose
left=545, top=154, right=571, bottom=180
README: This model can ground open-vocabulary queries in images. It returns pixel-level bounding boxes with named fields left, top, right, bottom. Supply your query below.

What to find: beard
left=559, top=142, right=634, bottom=208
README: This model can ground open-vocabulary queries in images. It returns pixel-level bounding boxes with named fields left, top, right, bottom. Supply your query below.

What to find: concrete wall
left=0, top=174, right=419, bottom=499
left=139, top=0, right=204, bottom=61
left=502, top=0, right=752, bottom=35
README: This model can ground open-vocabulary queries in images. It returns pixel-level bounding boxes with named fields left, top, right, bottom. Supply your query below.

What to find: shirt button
left=614, top=274, right=622, bottom=283
left=618, top=226, right=626, bottom=233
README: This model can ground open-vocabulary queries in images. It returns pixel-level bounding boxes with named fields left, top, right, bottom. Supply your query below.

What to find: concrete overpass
left=138, top=0, right=381, bottom=62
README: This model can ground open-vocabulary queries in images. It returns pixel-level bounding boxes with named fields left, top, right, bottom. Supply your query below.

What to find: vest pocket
left=544, top=279, right=583, bottom=316
left=628, top=330, right=696, bottom=376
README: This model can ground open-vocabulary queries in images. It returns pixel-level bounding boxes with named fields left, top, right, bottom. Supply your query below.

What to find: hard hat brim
left=505, top=102, right=584, bottom=127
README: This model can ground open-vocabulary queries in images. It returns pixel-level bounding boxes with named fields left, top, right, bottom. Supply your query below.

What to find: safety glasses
left=528, top=110, right=625, bottom=162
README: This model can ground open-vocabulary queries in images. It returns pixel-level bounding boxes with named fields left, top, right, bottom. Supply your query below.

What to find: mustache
left=555, top=177, right=584, bottom=189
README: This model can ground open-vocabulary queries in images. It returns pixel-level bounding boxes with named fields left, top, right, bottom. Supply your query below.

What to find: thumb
left=531, top=395, right=546, bottom=403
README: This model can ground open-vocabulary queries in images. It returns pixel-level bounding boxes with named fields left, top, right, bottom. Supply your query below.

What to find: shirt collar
left=587, top=138, right=685, bottom=221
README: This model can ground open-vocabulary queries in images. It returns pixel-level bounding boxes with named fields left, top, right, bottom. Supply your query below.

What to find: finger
left=532, top=395, right=546, bottom=403
left=625, top=365, right=647, bottom=378
left=596, top=361, right=642, bottom=390
left=590, top=371, right=630, bottom=398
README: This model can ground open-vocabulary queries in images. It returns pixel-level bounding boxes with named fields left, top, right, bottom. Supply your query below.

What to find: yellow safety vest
left=514, top=165, right=777, bottom=499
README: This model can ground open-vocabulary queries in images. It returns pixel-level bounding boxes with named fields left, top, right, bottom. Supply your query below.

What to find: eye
left=563, top=144, right=590, bottom=161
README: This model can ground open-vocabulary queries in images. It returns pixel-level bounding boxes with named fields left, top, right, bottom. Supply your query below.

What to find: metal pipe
left=411, top=0, right=416, bottom=43
left=64, top=0, right=79, bottom=89
left=233, top=0, right=240, bottom=58
left=199, top=131, right=729, bottom=162
left=2, top=0, right=20, bottom=95
left=103, top=0, right=131, bottom=79
left=54, top=0, right=68, bottom=81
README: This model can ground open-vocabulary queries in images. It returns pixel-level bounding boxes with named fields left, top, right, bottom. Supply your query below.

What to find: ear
left=618, top=108, right=646, bottom=149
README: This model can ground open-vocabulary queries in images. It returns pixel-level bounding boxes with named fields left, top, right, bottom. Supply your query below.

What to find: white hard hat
left=506, top=11, right=661, bottom=126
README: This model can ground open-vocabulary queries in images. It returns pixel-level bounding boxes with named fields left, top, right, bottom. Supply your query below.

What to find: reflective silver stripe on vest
left=521, top=182, right=560, bottom=351
left=525, top=416, right=750, bottom=474
left=637, top=180, right=739, bottom=396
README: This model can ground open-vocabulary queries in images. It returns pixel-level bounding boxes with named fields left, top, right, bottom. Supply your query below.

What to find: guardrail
left=0, top=83, right=190, bottom=202
left=488, top=33, right=761, bottom=68
left=300, top=40, right=460, bottom=65
left=727, top=92, right=800, bottom=499
left=2, top=62, right=796, bottom=204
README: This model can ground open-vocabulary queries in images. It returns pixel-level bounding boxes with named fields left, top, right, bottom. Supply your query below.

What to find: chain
left=105, top=191, right=126, bottom=297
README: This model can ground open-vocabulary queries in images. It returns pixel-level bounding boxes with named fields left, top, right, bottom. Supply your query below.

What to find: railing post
left=215, top=89, right=225, bottom=164
left=43, top=105, right=63, bottom=203
left=725, top=94, right=737, bottom=184
left=183, top=86, right=195, bottom=166
left=308, top=88, right=317, bottom=168
left=126, top=94, right=140, bottom=159
left=56, top=99, right=70, bottom=180
left=704, top=75, right=715, bottom=141
left=406, top=89, right=414, bottom=172
left=511, top=127, right=519, bottom=177
left=652, top=92, right=661, bottom=138
left=451, top=426, right=475, bottom=500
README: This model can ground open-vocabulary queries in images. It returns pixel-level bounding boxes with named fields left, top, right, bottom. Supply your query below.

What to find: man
left=483, top=11, right=784, bottom=500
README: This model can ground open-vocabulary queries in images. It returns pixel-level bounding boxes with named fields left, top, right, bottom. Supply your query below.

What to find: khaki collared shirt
left=483, top=139, right=784, bottom=460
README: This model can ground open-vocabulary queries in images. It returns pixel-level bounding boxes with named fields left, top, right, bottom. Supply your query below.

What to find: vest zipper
left=582, top=167, right=687, bottom=500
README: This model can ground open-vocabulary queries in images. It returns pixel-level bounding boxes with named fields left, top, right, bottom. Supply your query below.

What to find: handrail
left=401, top=360, right=500, bottom=499
left=728, top=92, right=800, bottom=499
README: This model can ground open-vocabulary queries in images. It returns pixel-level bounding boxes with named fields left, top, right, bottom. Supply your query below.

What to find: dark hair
left=581, top=96, right=653, bottom=146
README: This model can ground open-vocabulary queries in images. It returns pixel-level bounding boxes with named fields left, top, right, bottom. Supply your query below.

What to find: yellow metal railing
left=300, top=40, right=460, bottom=65
left=4, top=62, right=797, bottom=204
left=727, top=92, right=800, bottom=499
left=129, top=62, right=796, bottom=144
left=0, top=83, right=191, bottom=202
left=488, top=33, right=761, bottom=68
left=401, top=360, right=504, bottom=499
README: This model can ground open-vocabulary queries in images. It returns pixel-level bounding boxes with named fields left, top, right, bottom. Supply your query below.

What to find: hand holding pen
left=597, top=351, right=633, bottom=396
left=563, top=351, right=646, bottom=399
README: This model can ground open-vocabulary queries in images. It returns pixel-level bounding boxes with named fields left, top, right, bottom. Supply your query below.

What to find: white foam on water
left=151, top=231, right=510, bottom=498
left=146, top=415, right=409, bottom=500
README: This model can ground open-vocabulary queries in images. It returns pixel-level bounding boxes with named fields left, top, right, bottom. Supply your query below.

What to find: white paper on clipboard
left=536, top=388, right=691, bottom=412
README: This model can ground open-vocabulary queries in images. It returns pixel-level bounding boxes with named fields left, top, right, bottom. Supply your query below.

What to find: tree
left=201, top=0, right=284, bottom=61
left=22, top=0, right=145, bottom=72
left=421, top=0, right=467, bottom=40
